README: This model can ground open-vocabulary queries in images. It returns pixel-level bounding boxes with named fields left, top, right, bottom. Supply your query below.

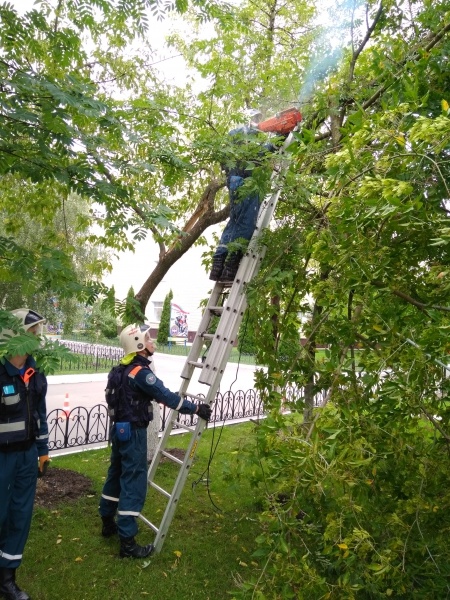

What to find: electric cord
left=191, top=311, right=253, bottom=513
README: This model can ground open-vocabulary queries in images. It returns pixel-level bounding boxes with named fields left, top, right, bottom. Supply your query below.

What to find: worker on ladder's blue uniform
left=209, top=108, right=302, bottom=283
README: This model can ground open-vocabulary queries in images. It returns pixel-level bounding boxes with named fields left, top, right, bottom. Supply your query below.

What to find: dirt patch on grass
left=34, top=449, right=186, bottom=510
left=159, top=448, right=186, bottom=463
left=35, top=467, right=95, bottom=509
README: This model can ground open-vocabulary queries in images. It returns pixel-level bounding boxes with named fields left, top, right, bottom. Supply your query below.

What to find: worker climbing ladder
left=140, top=126, right=298, bottom=554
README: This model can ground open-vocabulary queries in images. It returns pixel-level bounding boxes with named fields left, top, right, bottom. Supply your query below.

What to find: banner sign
left=170, top=303, right=189, bottom=337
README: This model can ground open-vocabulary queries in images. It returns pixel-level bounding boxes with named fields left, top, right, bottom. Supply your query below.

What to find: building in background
left=103, top=237, right=216, bottom=340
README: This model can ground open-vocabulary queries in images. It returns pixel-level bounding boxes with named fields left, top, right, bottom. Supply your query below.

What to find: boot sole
left=119, top=544, right=154, bottom=559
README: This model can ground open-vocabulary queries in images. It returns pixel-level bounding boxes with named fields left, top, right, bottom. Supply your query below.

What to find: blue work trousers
left=213, top=175, right=261, bottom=259
left=0, top=444, right=38, bottom=569
left=99, top=426, right=147, bottom=539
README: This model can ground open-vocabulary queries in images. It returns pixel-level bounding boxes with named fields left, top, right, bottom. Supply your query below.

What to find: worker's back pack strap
left=105, top=363, right=150, bottom=423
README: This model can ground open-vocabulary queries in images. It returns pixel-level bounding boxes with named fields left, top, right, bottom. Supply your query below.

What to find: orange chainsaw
left=257, top=107, right=302, bottom=135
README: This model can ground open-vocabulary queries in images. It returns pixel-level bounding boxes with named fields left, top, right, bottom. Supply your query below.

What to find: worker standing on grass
left=99, top=323, right=212, bottom=558
left=0, top=308, right=49, bottom=600
left=209, top=107, right=302, bottom=283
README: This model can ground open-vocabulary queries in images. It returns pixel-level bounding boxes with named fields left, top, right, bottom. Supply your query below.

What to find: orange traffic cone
left=63, top=393, right=71, bottom=418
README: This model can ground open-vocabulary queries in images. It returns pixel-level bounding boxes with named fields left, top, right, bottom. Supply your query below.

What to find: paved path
left=47, top=353, right=261, bottom=412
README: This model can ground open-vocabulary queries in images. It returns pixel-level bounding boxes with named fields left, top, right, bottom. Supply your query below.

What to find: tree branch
left=371, top=280, right=450, bottom=313
left=135, top=181, right=229, bottom=311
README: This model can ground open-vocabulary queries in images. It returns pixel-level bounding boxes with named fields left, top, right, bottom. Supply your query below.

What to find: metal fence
left=47, top=384, right=327, bottom=452
left=57, top=340, right=255, bottom=371
left=47, top=388, right=266, bottom=451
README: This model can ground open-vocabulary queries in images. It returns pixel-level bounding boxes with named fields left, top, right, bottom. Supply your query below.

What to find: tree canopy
left=1, top=0, right=450, bottom=595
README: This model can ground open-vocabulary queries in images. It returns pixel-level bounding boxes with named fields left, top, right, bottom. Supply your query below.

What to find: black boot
left=101, top=516, right=118, bottom=538
left=0, top=568, right=30, bottom=600
left=220, top=252, right=242, bottom=282
left=209, top=255, right=226, bottom=281
left=119, top=537, right=154, bottom=559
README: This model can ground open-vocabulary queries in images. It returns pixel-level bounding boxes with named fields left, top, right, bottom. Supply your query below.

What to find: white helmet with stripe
left=119, top=323, right=152, bottom=355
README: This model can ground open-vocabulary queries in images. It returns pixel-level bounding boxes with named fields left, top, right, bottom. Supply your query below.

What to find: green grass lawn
left=24, top=422, right=263, bottom=600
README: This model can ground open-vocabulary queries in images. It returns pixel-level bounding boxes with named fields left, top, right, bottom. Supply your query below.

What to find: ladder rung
left=149, top=480, right=171, bottom=498
left=188, top=360, right=204, bottom=368
left=201, top=333, right=215, bottom=340
left=185, top=392, right=208, bottom=402
left=208, top=306, right=223, bottom=316
left=175, top=421, right=195, bottom=433
left=161, top=450, right=183, bottom=465
left=138, top=513, right=159, bottom=533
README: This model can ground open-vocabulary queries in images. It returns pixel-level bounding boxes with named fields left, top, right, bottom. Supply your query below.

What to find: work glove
left=196, top=403, right=212, bottom=422
left=38, top=455, right=50, bottom=478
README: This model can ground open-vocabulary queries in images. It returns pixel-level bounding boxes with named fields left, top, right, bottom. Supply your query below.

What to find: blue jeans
left=213, top=175, right=260, bottom=259
left=99, top=426, right=148, bottom=539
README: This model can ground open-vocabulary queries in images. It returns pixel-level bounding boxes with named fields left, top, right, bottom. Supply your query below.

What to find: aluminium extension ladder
left=139, top=130, right=297, bottom=553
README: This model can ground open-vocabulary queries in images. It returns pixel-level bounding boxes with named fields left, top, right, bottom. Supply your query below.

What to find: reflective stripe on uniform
left=0, top=550, right=23, bottom=561
left=118, top=510, right=140, bottom=517
left=128, top=366, right=143, bottom=379
left=1, top=394, right=20, bottom=407
left=175, top=398, right=183, bottom=410
left=101, top=493, right=119, bottom=502
left=0, top=421, right=25, bottom=433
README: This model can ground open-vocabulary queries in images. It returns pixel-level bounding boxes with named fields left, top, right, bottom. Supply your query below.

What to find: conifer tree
left=157, top=290, right=173, bottom=345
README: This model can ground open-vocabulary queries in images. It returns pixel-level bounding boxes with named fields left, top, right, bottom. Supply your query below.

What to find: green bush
left=234, top=390, right=450, bottom=599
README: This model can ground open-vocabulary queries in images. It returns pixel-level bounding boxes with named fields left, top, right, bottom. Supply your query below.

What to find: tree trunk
left=135, top=179, right=228, bottom=314
left=147, top=403, right=161, bottom=463
left=303, top=267, right=330, bottom=423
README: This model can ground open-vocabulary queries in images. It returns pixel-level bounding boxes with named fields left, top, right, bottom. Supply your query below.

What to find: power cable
left=191, top=311, right=253, bottom=512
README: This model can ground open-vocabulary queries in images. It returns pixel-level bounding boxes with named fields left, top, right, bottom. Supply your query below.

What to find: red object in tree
left=257, top=107, right=302, bottom=135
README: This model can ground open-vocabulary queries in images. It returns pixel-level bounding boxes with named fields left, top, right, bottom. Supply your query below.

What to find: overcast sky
left=11, top=0, right=219, bottom=326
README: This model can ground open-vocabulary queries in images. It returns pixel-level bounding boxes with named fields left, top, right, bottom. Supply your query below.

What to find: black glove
left=196, top=403, right=212, bottom=421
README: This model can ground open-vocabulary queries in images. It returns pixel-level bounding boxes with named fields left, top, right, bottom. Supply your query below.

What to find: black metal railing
left=56, top=340, right=255, bottom=371
left=47, top=404, right=110, bottom=451
left=47, top=385, right=325, bottom=452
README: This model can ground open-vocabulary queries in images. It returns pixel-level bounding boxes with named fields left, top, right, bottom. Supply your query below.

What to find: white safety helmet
left=0, top=308, right=46, bottom=344
left=11, top=308, right=46, bottom=336
left=246, top=108, right=263, bottom=125
left=119, top=323, right=152, bottom=355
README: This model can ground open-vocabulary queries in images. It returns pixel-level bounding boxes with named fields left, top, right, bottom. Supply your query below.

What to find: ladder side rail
left=198, top=154, right=293, bottom=385
left=199, top=279, right=247, bottom=383
left=147, top=365, right=217, bottom=484
left=198, top=187, right=282, bottom=386
left=180, top=282, right=227, bottom=380
left=147, top=368, right=207, bottom=484
left=180, top=285, right=224, bottom=367
left=246, top=128, right=296, bottom=245
left=182, top=137, right=294, bottom=384
left=151, top=418, right=205, bottom=552
left=198, top=287, right=248, bottom=386
left=150, top=380, right=222, bottom=553
left=147, top=407, right=185, bottom=483
left=199, top=305, right=248, bottom=386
